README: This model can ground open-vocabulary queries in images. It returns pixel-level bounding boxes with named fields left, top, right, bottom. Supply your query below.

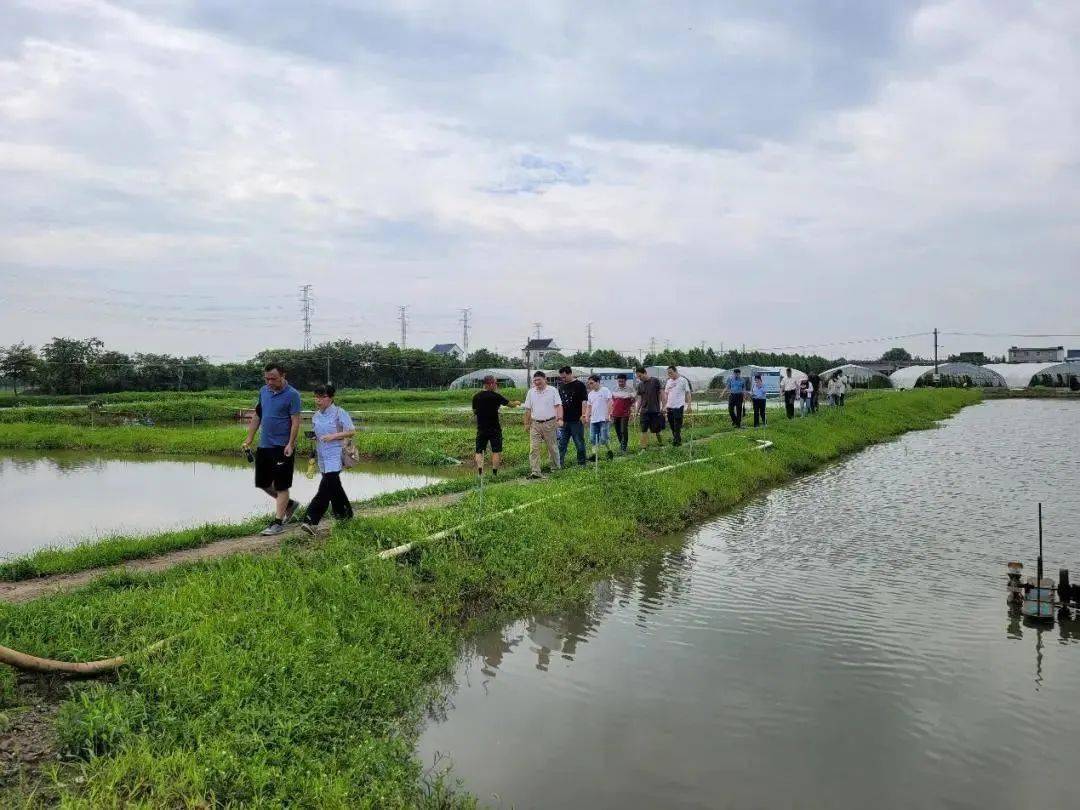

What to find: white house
left=1008, top=346, right=1065, bottom=363
left=430, top=343, right=465, bottom=361
left=525, top=338, right=560, bottom=368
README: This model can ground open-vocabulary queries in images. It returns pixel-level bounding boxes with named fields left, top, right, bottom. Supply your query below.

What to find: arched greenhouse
left=888, top=363, right=1006, bottom=390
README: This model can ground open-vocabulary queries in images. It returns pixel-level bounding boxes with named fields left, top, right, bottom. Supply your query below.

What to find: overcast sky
left=1, top=0, right=1077, bottom=361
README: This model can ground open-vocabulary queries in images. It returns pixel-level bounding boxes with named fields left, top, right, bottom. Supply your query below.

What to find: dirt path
left=0, top=490, right=469, bottom=605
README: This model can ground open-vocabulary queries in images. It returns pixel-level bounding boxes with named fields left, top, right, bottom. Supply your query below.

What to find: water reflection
left=418, top=401, right=1080, bottom=809
left=0, top=451, right=445, bottom=557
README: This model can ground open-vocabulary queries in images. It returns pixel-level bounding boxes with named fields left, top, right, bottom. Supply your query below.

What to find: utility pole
left=933, top=327, right=939, bottom=385
left=460, top=308, right=471, bottom=361
left=524, top=335, right=532, bottom=380
left=325, top=354, right=331, bottom=384
left=398, top=305, right=408, bottom=350
left=586, top=322, right=593, bottom=354
left=299, top=284, right=313, bottom=350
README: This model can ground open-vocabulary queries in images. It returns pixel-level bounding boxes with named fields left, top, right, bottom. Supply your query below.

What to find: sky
left=1, top=0, right=1077, bottom=362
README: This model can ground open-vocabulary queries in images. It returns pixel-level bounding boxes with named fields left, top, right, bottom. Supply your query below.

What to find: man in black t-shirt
left=556, top=366, right=588, bottom=466
left=472, top=375, right=511, bottom=477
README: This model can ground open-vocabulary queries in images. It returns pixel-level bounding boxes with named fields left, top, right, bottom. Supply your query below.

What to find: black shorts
left=475, top=426, right=503, bottom=453
left=255, top=446, right=295, bottom=491
left=639, top=411, right=665, bottom=433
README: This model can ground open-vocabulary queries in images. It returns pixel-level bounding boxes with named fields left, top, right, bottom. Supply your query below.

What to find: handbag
left=337, top=409, right=359, bottom=469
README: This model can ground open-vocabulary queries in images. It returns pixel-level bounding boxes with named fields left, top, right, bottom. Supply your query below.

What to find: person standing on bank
left=635, top=366, right=665, bottom=448
left=751, top=373, right=768, bottom=428
left=610, top=373, right=635, bottom=453
left=299, top=384, right=355, bottom=536
left=779, top=367, right=799, bottom=419
left=472, top=375, right=510, bottom=477
left=523, top=371, right=563, bottom=479
left=798, top=376, right=812, bottom=416
left=584, top=374, right=614, bottom=460
left=808, top=372, right=821, bottom=413
left=721, top=368, right=747, bottom=428
left=662, top=365, right=692, bottom=445
left=242, top=363, right=302, bottom=536
left=556, top=366, right=588, bottom=467
left=835, top=370, right=847, bottom=406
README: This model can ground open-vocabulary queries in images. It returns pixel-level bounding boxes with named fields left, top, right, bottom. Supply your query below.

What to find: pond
left=0, top=451, right=448, bottom=557
left=417, top=400, right=1080, bottom=809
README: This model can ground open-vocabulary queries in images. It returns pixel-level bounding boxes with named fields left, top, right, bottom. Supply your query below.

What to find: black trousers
left=728, top=394, right=744, bottom=427
left=305, top=471, right=353, bottom=524
left=667, top=407, right=685, bottom=445
left=752, top=398, right=767, bottom=427
left=613, top=416, right=631, bottom=450
left=810, top=392, right=819, bottom=412
left=784, top=391, right=796, bottom=419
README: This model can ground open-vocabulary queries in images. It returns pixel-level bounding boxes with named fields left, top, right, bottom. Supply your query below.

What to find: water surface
left=418, top=400, right=1080, bottom=809
left=0, top=451, right=446, bottom=557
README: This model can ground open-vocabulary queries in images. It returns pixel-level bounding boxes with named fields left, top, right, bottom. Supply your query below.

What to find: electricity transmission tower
left=299, top=284, right=313, bottom=350
left=533, top=322, right=542, bottom=339
left=460, top=308, right=471, bottom=360
left=586, top=322, right=593, bottom=353
left=398, top=305, right=408, bottom=349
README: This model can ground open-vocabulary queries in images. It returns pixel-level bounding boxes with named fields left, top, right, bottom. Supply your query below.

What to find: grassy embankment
left=0, top=403, right=726, bottom=464
left=0, top=418, right=737, bottom=581
left=0, top=389, right=979, bottom=807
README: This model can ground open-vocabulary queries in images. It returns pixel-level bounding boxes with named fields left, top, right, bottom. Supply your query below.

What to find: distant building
left=430, top=343, right=465, bottom=361
left=1068, top=349, right=1080, bottom=362
left=1008, top=346, right=1065, bottom=363
left=524, top=338, right=560, bottom=369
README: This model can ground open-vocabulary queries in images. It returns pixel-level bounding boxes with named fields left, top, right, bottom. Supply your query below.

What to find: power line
left=299, top=285, right=313, bottom=350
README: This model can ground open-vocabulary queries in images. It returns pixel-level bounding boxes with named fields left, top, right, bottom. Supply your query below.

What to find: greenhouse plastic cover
left=982, top=362, right=1079, bottom=389
left=889, top=363, right=1006, bottom=389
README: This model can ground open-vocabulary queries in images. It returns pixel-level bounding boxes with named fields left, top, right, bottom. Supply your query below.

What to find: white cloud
left=0, top=0, right=1077, bottom=358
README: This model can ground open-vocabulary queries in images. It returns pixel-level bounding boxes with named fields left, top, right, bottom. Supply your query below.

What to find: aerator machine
left=1006, top=504, right=1079, bottom=623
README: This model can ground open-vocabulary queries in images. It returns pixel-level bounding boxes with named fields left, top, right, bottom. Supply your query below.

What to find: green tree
left=881, top=347, right=912, bottom=361
left=40, top=337, right=104, bottom=394
left=0, top=343, right=39, bottom=394
left=466, top=348, right=522, bottom=369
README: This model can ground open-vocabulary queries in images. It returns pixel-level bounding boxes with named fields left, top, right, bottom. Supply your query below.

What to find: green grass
left=0, top=421, right=736, bottom=581
left=0, top=519, right=271, bottom=582
left=0, top=390, right=980, bottom=807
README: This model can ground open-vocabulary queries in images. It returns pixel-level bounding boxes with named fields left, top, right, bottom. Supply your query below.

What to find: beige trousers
left=529, top=419, right=560, bottom=475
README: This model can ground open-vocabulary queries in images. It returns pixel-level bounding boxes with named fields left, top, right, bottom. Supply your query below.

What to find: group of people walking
left=719, top=367, right=848, bottom=428
left=241, top=361, right=852, bottom=535
left=242, top=363, right=356, bottom=537
left=475, top=365, right=693, bottom=479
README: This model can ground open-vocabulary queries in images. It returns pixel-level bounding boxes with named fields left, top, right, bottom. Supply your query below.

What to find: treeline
left=0, top=337, right=840, bottom=395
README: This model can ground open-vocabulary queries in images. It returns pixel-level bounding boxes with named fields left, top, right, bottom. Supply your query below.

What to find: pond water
left=417, top=400, right=1080, bottom=809
left=0, top=451, right=447, bottom=557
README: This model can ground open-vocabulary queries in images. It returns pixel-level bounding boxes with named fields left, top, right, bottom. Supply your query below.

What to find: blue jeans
left=557, top=420, right=587, bottom=465
left=590, top=420, right=610, bottom=446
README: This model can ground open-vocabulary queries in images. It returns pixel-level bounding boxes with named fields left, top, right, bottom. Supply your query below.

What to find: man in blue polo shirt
left=242, top=362, right=303, bottom=535
left=722, top=368, right=747, bottom=428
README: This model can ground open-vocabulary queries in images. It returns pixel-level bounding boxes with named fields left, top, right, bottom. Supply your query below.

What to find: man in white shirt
left=583, top=374, right=614, bottom=461
left=523, top=371, right=563, bottom=478
left=662, top=365, right=692, bottom=446
left=835, top=371, right=847, bottom=406
left=779, top=367, right=799, bottom=419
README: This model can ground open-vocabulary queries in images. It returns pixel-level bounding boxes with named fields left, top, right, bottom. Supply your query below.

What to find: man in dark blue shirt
left=242, top=362, right=303, bottom=535
left=722, top=368, right=747, bottom=428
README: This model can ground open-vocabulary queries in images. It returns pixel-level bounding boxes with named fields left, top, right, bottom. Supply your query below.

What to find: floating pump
left=1006, top=503, right=1079, bottom=624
